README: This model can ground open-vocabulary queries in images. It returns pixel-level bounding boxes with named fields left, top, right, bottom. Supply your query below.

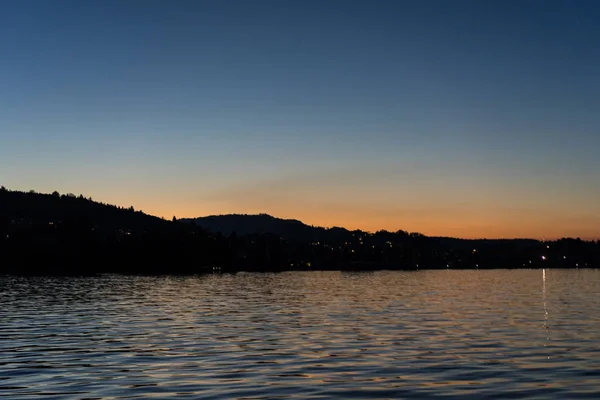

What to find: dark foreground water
left=1, top=270, right=600, bottom=399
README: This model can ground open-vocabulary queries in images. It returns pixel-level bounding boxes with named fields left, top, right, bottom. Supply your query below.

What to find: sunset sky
left=1, top=0, right=599, bottom=239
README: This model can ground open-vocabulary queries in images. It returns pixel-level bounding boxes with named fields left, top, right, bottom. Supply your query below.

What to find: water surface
left=1, top=270, right=599, bottom=399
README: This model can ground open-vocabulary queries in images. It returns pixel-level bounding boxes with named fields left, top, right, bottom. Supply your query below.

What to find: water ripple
left=1, top=270, right=600, bottom=398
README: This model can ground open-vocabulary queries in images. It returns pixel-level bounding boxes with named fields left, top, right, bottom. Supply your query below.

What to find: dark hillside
left=0, top=189, right=174, bottom=233
left=0, top=188, right=215, bottom=275
left=1, top=187, right=598, bottom=274
left=182, top=213, right=338, bottom=241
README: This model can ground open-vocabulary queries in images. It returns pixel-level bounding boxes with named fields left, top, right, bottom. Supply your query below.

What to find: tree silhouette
left=0, top=186, right=598, bottom=274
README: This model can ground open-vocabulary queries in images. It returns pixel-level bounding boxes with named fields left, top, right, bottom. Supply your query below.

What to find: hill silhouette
left=183, top=214, right=539, bottom=247
left=1, top=187, right=598, bottom=274
left=0, top=187, right=216, bottom=275
left=0, top=188, right=176, bottom=234
left=182, top=214, right=351, bottom=241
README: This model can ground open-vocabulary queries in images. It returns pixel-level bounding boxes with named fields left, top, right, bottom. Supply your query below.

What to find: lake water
left=1, top=270, right=599, bottom=399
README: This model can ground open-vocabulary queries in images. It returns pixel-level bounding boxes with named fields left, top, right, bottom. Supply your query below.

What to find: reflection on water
left=1, top=270, right=600, bottom=399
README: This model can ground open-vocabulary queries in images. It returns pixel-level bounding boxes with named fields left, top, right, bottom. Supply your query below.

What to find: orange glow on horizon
left=137, top=201, right=600, bottom=241
left=10, top=185, right=600, bottom=241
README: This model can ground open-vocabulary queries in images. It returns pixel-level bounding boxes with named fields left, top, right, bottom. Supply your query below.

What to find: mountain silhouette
left=1, top=187, right=597, bottom=274
left=182, top=214, right=542, bottom=247
left=0, top=188, right=178, bottom=234
left=182, top=213, right=350, bottom=241
left=0, top=188, right=209, bottom=275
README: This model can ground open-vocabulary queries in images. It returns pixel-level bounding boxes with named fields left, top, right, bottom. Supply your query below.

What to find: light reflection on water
left=1, top=270, right=600, bottom=399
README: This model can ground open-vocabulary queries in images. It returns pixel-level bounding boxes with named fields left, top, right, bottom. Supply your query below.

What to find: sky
left=1, top=0, right=599, bottom=239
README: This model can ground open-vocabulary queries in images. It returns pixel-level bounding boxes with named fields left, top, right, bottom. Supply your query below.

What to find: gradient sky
left=1, top=0, right=599, bottom=239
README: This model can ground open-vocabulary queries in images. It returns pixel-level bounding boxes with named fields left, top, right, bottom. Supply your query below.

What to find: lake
left=1, top=270, right=599, bottom=399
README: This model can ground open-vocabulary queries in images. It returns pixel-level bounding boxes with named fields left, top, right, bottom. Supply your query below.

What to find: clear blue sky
left=1, top=0, right=599, bottom=238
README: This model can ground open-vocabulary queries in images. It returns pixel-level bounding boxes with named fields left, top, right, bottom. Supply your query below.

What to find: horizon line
left=3, top=186, right=598, bottom=242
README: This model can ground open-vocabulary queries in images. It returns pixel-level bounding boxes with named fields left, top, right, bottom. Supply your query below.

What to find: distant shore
left=1, top=188, right=598, bottom=275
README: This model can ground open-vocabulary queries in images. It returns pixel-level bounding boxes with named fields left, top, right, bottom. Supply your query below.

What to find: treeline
left=0, top=187, right=215, bottom=274
left=1, top=187, right=598, bottom=274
